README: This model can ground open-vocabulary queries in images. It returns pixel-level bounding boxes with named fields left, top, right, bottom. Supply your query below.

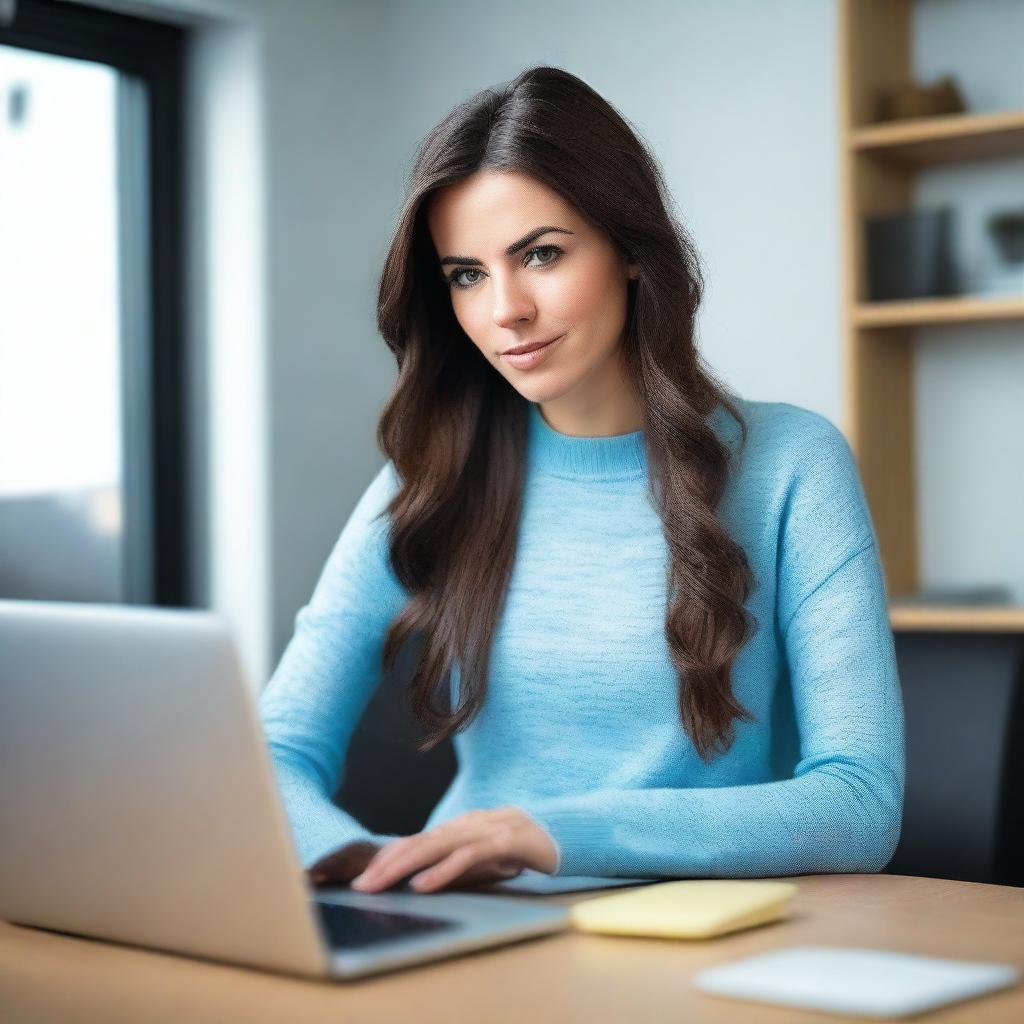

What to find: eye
left=445, top=244, right=564, bottom=290
left=449, top=268, right=484, bottom=289
left=524, top=244, right=562, bottom=268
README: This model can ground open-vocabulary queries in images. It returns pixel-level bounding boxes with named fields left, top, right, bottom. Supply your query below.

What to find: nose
left=490, top=270, right=535, bottom=330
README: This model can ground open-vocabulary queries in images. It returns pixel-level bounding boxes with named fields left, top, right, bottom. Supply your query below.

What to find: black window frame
left=1, top=0, right=188, bottom=605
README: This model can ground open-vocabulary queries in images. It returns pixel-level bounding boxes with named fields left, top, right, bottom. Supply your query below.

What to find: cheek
left=552, top=265, right=622, bottom=325
left=451, top=302, right=488, bottom=349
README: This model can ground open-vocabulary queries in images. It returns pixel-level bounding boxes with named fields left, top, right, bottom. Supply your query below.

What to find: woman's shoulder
left=348, top=458, right=401, bottom=520
left=720, top=398, right=873, bottom=558
left=724, top=396, right=852, bottom=471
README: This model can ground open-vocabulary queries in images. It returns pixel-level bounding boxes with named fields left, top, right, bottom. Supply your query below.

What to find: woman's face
left=425, top=169, right=641, bottom=435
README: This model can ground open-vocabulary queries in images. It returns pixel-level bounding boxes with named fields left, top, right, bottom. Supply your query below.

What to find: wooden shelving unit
left=838, top=0, right=1024, bottom=633
left=850, top=109, right=1024, bottom=166
left=889, top=604, right=1024, bottom=633
left=854, top=295, right=1024, bottom=328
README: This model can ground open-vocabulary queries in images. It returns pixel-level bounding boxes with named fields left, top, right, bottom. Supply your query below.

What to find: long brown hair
left=374, top=66, right=757, bottom=762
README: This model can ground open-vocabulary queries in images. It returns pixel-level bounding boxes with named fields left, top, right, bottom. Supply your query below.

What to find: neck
left=537, top=385, right=645, bottom=438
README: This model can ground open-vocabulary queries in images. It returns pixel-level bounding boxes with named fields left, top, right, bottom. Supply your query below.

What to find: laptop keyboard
left=314, top=899, right=460, bottom=950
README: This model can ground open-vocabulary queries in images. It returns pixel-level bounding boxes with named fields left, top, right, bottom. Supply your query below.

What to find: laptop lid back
left=0, top=600, right=329, bottom=977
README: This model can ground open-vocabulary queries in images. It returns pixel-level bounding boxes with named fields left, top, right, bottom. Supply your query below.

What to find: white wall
left=67, top=0, right=1024, bottom=685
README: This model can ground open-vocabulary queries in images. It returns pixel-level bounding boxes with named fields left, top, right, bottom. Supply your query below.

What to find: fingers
left=348, top=808, right=540, bottom=893
left=405, top=841, right=491, bottom=892
left=352, top=827, right=479, bottom=892
left=354, top=822, right=509, bottom=893
left=354, top=815, right=474, bottom=878
left=353, top=832, right=441, bottom=884
left=415, top=854, right=525, bottom=892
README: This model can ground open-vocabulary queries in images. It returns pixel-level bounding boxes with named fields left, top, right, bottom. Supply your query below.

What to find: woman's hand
left=349, top=807, right=558, bottom=893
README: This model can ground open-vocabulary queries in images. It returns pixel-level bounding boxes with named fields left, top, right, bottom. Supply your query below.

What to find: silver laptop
left=0, top=599, right=570, bottom=980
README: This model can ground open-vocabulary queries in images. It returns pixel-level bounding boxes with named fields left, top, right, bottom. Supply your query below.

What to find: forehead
left=426, top=170, right=580, bottom=251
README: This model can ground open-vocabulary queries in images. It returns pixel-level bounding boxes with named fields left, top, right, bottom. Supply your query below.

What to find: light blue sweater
left=259, top=397, right=905, bottom=878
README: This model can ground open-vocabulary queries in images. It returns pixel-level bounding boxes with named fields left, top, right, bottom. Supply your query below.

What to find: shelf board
left=890, top=604, right=1024, bottom=633
left=849, top=109, right=1024, bottom=166
left=854, top=295, right=1024, bottom=328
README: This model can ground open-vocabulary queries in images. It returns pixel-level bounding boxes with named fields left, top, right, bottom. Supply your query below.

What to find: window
left=0, top=0, right=187, bottom=605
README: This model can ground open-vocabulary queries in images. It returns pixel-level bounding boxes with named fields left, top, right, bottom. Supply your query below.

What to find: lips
left=502, top=335, right=562, bottom=356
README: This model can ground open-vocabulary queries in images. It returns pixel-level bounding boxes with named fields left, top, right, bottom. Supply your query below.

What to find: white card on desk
left=693, top=945, right=1021, bottom=1018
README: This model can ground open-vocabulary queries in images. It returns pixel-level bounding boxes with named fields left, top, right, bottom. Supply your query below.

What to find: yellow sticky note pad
left=568, top=880, right=799, bottom=939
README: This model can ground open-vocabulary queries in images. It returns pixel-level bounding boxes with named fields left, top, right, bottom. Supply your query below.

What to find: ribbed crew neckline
left=526, top=401, right=647, bottom=481
left=524, top=398, right=742, bottom=481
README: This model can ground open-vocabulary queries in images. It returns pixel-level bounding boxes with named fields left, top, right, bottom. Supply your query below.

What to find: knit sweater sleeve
left=517, top=416, right=906, bottom=878
left=258, top=461, right=408, bottom=868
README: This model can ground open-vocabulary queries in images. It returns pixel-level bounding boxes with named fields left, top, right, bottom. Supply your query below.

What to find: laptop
left=0, top=599, right=574, bottom=980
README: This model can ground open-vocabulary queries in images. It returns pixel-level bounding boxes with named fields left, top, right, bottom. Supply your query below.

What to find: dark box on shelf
left=865, top=207, right=959, bottom=301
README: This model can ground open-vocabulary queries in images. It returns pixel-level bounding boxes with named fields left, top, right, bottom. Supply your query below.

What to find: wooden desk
left=2, top=874, right=1022, bottom=1023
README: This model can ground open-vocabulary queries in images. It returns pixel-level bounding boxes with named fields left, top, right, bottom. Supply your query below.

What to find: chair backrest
left=336, top=635, right=455, bottom=836
left=888, top=632, right=1024, bottom=887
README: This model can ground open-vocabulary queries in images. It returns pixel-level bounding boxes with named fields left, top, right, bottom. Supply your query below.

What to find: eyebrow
left=438, top=226, right=575, bottom=267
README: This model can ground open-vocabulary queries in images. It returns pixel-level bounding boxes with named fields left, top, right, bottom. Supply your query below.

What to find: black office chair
left=888, top=632, right=1024, bottom=887
left=337, top=636, right=456, bottom=837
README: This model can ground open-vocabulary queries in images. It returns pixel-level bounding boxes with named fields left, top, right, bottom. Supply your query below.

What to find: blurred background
left=1, top=0, right=1021, bottom=886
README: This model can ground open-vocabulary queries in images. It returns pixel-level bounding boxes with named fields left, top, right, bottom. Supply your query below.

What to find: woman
left=258, top=66, right=904, bottom=894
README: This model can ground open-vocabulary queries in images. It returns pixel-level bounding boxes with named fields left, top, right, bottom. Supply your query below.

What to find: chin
left=505, top=373, right=577, bottom=406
